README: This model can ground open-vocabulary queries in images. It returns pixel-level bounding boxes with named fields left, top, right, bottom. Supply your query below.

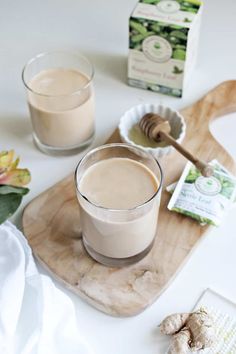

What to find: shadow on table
left=84, top=50, right=127, bottom=84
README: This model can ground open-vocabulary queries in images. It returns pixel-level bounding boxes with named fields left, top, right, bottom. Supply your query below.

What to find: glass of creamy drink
left=75, top=143, right=163, bottom=267
left=22, top=51, right=95, bottom=155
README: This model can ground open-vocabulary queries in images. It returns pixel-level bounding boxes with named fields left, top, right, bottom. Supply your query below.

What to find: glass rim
left=22, top=50, right=95, bottom=98
left=74, top=143, right=163, bottom=212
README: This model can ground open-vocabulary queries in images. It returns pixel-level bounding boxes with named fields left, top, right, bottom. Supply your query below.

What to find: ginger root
left=168, top=328, right=191, bottom=354
left=187, top=309, right=215, bottom=350
left=159, top=313, right=189, bottom=335
left=159, top=308, right=215, bottom=354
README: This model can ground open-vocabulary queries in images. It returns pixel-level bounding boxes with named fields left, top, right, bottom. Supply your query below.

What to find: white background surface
left=1, top=0, right=236, bottom=353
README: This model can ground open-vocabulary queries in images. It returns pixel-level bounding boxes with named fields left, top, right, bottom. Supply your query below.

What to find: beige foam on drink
left=28, top=68, right=95, bottom=147
left=78, top=157, right=160, bottom=258
left=80, top=157, right=158, bottom=209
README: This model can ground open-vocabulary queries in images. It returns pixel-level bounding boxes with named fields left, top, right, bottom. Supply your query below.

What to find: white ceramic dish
left=118, top=103, right=186, bottom=158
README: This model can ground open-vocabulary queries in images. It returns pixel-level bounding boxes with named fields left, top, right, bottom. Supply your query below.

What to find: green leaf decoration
left=154, top=42, right=161, bottom=49
left=0, top=150, right=31, bottom=224
left=0, top=185, right=29, bottom=196
left=175, top=44, right=187, bottom=50
left=186, top=8, right=198, bottom=13
left=170, top=25, right=183, bottom=30
left=151, top=23, right=161, bottom=33
left=173, top=66, right=183, bottom=74
left=131, top=31, right=155, bottom=44
left=130, top=21, right=147, bottom=35
left=172, top=207, right=214, bottom=226
left=142, top=0, right=161, bottom=3
left=185, top=167, right=201, bottom=183
left=170, top=30, right=188, bottom=40
left=169, top=36, right=180, bottom=45
left=173, top=49, right=186, bottom=60
left=131, top=34, right=146, bottom=43
left=0, top=193, right=23, bottom=224
left=184, top=0, right=201, bottom=5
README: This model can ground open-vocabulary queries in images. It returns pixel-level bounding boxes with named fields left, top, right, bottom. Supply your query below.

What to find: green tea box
left=128, top=0, right=203, bottom=97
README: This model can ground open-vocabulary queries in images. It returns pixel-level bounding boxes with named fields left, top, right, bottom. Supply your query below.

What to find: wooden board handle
left=180, top=80, right=236, bottom=173
left=183, top=81, right=236, bottom=128
left=206, top=81, right=236, bottom=119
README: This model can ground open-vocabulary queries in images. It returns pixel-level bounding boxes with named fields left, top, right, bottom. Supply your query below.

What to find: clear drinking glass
left=22, top=51, right=95, bottom=155
left=75, top=143, right=163, bottom=267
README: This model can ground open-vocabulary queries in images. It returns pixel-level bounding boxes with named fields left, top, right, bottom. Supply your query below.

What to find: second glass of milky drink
left=75, top=143, right=163, bottom=267
left=22, top=51, right=95, bottom=155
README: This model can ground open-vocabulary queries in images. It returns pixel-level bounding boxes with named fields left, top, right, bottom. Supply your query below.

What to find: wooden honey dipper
left=139, top=113, right=214, bottom=177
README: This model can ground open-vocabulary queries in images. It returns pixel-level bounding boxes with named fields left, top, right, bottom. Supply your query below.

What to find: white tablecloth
left=0, top=221, right=93, bottom=354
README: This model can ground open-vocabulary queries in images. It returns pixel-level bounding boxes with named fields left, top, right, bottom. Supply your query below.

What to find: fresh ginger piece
left=160, top=313, right=190, bottom=335
left=186, top=309, right=215, bottom=350
left=160, top=308, right=216, bottom=353
left=168, top=328, right=191, bottom=354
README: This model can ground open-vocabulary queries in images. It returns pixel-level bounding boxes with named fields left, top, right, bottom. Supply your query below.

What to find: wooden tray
left=22, top=81, right=236, bottom=317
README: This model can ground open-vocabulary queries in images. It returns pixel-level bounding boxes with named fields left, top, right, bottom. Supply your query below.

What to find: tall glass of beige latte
left=22, top=51, right=95, bottom=155
left=75, top=143, right=163, bottom=267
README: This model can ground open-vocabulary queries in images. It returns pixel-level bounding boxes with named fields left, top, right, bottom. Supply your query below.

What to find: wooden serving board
left=22, top=81, right=236, bottom=317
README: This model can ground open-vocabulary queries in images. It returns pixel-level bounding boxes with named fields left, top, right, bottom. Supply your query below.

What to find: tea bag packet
left=167, top=161, right=236, bottom=226
left=211, top=159, right=236, bottom=177
left=167, top=160, right=236, bottom=195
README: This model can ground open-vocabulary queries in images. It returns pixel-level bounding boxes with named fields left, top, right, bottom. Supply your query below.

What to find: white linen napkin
left=0, top=221, right=93, bottom=354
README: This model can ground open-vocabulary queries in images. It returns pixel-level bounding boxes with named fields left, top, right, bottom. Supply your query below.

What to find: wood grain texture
left=22, top=81, right=236, bottom=317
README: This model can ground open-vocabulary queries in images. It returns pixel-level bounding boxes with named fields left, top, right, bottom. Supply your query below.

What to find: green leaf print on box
left=172, top=65, right=183, bottom=74
left=129, top=18, right=188, bottom=60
